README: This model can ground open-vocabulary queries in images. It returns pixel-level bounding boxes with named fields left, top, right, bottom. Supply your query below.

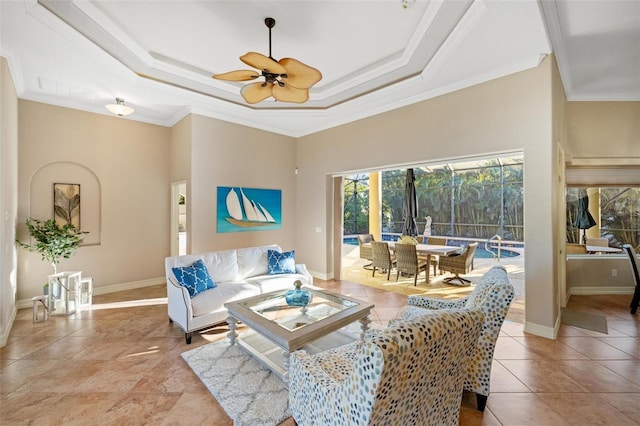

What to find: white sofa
left=165, top=244, right=313, bottom=344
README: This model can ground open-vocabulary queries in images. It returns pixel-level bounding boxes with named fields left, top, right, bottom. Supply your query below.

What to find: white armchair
left=288, top=309, right=484, bottom=426
left=393, top=265, right=514, bottom=411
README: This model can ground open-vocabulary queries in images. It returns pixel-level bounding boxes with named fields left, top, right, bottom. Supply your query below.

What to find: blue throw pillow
left=268, top=249, right=296, bottom=275
left=172, top=259, right=216, bottom=298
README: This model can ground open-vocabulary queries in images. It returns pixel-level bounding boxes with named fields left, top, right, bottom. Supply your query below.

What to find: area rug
left=182, top=339, right=290, bottom=426
left=561, top=308, right=608, bottom=334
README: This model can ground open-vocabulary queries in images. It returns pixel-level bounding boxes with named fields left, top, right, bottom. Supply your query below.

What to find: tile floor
left=2, top=274, right=640, bottom=425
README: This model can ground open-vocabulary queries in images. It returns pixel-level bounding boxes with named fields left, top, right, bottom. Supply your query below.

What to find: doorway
left=171, top=181, right=187, bottom=256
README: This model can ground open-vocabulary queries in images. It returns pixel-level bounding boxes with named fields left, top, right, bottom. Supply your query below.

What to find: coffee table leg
left=227, top=316, right=238, bottom=345
left=359, top=315, right=371, bottom=341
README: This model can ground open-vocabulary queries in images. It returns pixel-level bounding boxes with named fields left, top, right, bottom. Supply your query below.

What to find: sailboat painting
left=217, top=186, right=282, bottom=233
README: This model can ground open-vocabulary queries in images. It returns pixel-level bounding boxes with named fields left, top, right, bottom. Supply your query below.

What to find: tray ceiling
left=1, top=1, right=637, bottom=137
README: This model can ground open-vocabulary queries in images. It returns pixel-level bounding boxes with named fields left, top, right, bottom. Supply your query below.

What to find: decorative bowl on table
left=285, top=280, right=312, bottom=307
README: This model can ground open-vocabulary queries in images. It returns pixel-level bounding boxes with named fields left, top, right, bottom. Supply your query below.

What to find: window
left=343, top=174, right=370, bottom=235
left=343, top=156, right=524, bottom=241
left=566, top=187, right=640, bottom=248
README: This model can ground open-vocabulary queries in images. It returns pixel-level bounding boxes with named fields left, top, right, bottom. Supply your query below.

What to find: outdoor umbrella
left=401, top=168, right=419, bottom=237
left=574, top=188, right=596, bottom=244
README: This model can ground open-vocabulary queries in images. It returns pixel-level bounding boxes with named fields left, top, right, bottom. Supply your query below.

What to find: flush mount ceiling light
left=213, top=17, right=322, bottom=104
left=401, top=0, right=416, bottom=9
left=105, top=98, right=134, bottom=116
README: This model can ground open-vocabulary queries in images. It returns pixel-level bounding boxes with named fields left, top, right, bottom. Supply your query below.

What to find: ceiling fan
left=213, top=17, right=322, bottom=104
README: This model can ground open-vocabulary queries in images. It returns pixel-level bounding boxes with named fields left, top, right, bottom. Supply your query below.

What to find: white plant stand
left=47, top=271, right=81, bottom=316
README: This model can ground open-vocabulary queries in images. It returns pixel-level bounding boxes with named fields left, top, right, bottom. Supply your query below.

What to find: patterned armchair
left=289, top=309, right=484, bottom=426
left=438, top=242, right=478, bottom=285
left=392, top=265, right=514, bottom=411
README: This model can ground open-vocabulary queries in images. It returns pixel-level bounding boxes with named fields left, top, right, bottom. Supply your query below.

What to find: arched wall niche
left=29, top=161, right=101, bottom=245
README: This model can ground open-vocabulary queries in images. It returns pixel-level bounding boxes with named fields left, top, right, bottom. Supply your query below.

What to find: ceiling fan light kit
left=213, top=17, right=322, bottom=104
left=105, top=98, right=134, bottom=116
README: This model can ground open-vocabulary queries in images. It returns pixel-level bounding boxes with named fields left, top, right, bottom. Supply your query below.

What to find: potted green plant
left=16, top=218, right=88, bottom=295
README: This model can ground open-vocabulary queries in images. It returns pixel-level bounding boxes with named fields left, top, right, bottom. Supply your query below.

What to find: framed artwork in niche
left=217, top=186, right=282, bottom=233
left=53, top=183, right=81, bottom=228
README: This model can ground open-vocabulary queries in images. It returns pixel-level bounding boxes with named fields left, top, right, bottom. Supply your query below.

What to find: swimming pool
left=343, top=236, right=522, bottom=259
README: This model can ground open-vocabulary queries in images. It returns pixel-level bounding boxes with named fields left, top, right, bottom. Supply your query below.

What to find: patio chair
left=623, top=244, right=640, bottom=314
left=371, top=241, right=396, bottom=280
left=427, top=237, right=447, bottom=245
left=586, top=237, right=609, bottom=247
left=426, top=236, right=448, bottom=276
left=288, top=308, right=484, bottom=426
left=398, top=234, right=418, bottom=245
left=439, top=242, right=478, bottom=285
left=390, top=265, right=514, bottom=412
left=566, top=243, right=587, bottom=254
left=394, top=243, right=428, bottom=286
left=357, top=234, right=374, bottom=268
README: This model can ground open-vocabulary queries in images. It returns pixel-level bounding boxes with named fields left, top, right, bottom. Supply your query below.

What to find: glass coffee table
left=224, top=287, right=374, bottom=384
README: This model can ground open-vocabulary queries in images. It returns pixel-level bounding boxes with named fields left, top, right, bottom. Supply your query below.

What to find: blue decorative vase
left=285, top=280, right=312, bottom=307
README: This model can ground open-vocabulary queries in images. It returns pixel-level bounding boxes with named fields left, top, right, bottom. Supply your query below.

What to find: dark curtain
left=401, top=168, right=418, bottom=236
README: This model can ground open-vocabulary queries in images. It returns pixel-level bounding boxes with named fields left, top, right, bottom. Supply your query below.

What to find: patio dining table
left=386, top=241, right=462, bottom=282
left=386, top=241, right=462, bottom=257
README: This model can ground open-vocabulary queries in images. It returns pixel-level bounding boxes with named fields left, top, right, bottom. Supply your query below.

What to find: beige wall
left=565, top=102, right=640, bottom=158
left=0, top=57, right=19, bottom=346
left=170, top=114, right=192, bottom=183
left=551, top=55, right=567, bottom=312
left=297, top=57, right=558, bottom=336
left=188, top=114, right=298, bottom=254
left=170, top=115, right=192, bottom=254
left=562, top=101, right=640, bottom=298
left=567, top=256, right=636, bottom=294
left=16, top=101, right=171, bottom=300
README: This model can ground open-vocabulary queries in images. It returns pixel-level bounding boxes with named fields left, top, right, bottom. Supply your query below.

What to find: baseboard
left=309, top=270, right=332, bottom=281
left=92, top=277, right=166, bottom=296
left=553, top=312, right=562, bottom=339
left=523, top=320, right=556, bottom=339
left=0, top=306, right=17, bottom=348
left=16, top=277, right=166, bottom=309
left=569, top=286, right=634, bottom=296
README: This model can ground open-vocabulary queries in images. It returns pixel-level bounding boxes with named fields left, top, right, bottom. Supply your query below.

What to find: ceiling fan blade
left=241, top=82, right=273, bottom=104
left=272, top=84, right=309, bottom=103
left=212, top=70, right=260, bottom=81
left=240, top=52, right=287, bottom=74
left=279, top=58, right=322, bottom=89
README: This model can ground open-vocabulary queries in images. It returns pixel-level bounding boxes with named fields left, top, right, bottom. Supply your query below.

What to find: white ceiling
left=1, top=1, right=638, bottom=137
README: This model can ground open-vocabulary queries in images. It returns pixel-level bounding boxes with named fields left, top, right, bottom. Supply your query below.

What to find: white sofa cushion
left=237, top=245, right=279, bottom=279
left=203, top=249, right=240, bottom=283
left=190, top=281, right=260, bottom=317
